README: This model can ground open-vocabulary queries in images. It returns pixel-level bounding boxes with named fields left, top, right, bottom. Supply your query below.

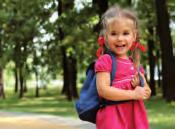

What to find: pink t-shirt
left=95, top=54, right=144, bottom=89
left=95, top=54, right=149, bottom=129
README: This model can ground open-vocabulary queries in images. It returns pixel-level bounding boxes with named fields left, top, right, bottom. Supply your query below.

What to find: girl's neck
left=115, top=53, right=129, bottom=59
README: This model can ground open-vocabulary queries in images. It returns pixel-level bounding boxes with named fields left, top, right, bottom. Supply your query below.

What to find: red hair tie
left=96, top=36, right=105, bottom=58
left=98, top=36, right=105, bottom=46
left=130, top=42, right=147, bottom=52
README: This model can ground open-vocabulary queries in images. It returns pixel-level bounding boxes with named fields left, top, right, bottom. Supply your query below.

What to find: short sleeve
left=95, top=54, right=112, bottom=73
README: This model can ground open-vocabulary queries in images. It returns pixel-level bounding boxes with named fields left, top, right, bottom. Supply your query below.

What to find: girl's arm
left=96, top=72, right=147, bottom=101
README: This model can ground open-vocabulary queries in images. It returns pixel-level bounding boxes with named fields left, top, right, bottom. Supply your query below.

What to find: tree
left=155, top=0, right=175, bottom=101
left=93, top=0, right=108, bottom=32
left=0, top=67, right=5, bottom=98
left=2, top=0, right=54, bottom=98
left=57, top=0, right=78, bottom=100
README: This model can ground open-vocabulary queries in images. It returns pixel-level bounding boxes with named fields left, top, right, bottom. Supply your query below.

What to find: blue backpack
left=75, top=53, right=144, bottom=124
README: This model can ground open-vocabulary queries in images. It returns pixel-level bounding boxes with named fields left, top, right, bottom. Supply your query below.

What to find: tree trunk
left=19, top=66, right=24, bottom=98
left=66, top=55, right=78, bottom=100
left=70, top=56, right=78, bottom=98
left=93, top=0, right=108, bottom=32
left=23, top=79, right=27, bottom=93
left=61, top=47, right=78, bottom=100
left=57, top=0, right=78, bottom=100
left=0, top=67, right=5, bottom=99
left=155, top=0, right=175, bottom=101
left=127, top=0, right=132, bottom=5
left=147, top=28, right=156, bottom=96
left=61, top=47, right=69, bottom=95
left=57, top=0, right=67, bottom=95
left=14, top=67, right=19, bottom=93
left=35, top=70, right=39, bottom=97
left=156, top=50, right=162, bottom=87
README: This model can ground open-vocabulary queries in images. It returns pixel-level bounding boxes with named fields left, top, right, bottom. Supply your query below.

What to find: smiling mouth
left=116, top=44, right=126, bottom=48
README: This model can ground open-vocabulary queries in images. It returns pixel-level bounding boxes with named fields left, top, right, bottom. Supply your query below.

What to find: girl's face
left=105, top=18, right=136, bottom=59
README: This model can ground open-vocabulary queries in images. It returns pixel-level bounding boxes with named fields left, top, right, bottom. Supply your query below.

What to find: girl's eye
left=110, top=32, right=117, bottom=35
left=123, top=32, right=130, bottom=35
left=110, top=31, right=117, bottom=35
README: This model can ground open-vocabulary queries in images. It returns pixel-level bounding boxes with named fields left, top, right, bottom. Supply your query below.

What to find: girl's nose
left=117, top=35, right=124, bottom=41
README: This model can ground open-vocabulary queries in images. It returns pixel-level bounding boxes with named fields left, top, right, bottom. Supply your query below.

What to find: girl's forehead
left=107, top=17, right=136, bottom=30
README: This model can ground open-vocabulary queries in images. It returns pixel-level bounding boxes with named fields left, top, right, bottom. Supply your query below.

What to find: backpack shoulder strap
left=137, top=65, right=144, bottom=87
left=108, top=52, right=117, bottom=84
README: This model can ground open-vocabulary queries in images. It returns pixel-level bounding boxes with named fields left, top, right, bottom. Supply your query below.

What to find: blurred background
left=0, top=0, right=175, bottom=129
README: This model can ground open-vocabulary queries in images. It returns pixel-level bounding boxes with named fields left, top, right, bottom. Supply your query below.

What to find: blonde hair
left=101, top=5, right=139, bottom=38
left=100, top=5, right=141, bottom=67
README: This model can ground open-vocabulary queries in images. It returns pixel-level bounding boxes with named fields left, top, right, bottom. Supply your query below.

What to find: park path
left=0, top=111, right=96, bottom=129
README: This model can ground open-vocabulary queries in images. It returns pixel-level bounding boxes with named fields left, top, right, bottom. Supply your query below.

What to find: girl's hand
left=131, top=73, right=140, bottom=88
left=132, top=72, right=151, bottom=100
left=143, top=86, right=151, bottom=99
left=139, top=72, right=151, bottom=99
left=140, top=73, right=151, bottom=99
left=132, top=86, right=146, bottom=100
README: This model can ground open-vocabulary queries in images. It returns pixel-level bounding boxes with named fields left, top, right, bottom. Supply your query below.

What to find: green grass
left=0, top=88, right=175, bottom=129
left=145, top=97, right=175, bottom=129
left=0, top=87, right=77, bottom=117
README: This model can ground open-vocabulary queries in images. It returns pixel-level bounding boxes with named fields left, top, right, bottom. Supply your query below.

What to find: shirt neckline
left=116, top=57, right=132, bottom=62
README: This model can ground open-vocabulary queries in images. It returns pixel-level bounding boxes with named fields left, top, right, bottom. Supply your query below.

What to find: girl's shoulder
left=95, top=54, right=113, bottom=72
left=96, top=54, right=113, bottom=65
left=97, top=54, right=112, bottom=61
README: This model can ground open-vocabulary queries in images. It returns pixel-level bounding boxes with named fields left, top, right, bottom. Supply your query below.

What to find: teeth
left=116, top=44, right=125, bottom=47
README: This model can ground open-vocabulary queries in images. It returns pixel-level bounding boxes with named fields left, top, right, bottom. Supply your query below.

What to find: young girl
left=95, top=5, right=151, bottom=129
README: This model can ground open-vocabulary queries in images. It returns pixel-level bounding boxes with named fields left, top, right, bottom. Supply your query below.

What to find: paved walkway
left=0, top=111, right=96, bottom=129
